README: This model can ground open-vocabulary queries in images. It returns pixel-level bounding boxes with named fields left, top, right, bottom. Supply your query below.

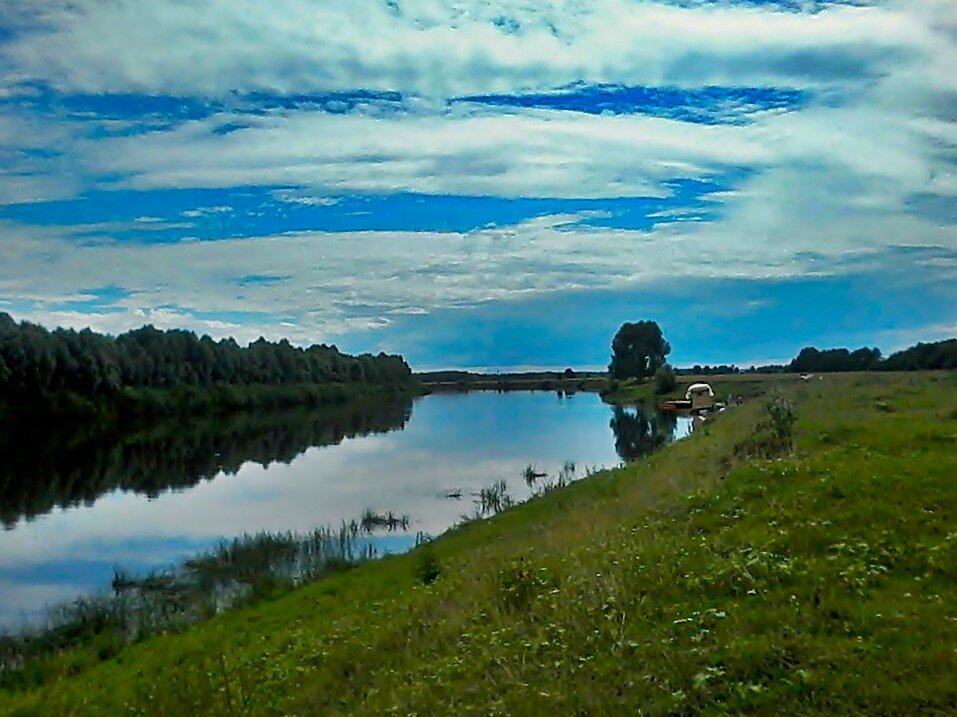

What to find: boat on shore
left=659, top=383, right=722, bottom=414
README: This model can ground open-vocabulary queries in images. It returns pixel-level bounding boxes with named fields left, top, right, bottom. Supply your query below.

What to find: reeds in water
left=0, top=523, right=376, bottom=684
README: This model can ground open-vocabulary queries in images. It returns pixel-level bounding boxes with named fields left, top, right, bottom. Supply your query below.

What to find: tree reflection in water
left=610, top=405, right=679, bottom=463
left=0, top=398, right=414, bottom=529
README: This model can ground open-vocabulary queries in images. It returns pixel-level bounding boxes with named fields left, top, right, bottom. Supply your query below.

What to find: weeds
left=654, top=364, right=678, bottom=395
left=414, top=547, right=441, bottom=586
left=731, top=391, right=798, bottom=462
left=474, top=480, right=514, bottom=516
left=0, top=524, right=378, bottom=686
left=521, top=464, right=547, bottom=489
left=765, top=392, right=797, bottom=451
left=495, top=558, right=559, bottom=613
left=359, top=509, right=411, bottom=533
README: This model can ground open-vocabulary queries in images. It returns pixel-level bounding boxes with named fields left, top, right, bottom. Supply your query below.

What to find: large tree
left=609, top=321, right=671, bottom=380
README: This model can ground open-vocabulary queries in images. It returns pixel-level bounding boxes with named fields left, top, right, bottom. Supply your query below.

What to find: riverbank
left=420, top=370, right=797, bottom=405
left=2, top=372, right=955, bottom=715
left=421, top=376, right=608, bottom=394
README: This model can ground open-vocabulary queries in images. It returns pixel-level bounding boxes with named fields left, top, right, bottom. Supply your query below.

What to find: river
left=0, top=391, right=690, bottom=628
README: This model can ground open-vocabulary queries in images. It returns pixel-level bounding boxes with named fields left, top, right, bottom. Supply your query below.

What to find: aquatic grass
left=473, top=479, right=514, bottom=516
left=359, top=510, right=411, bottom=533
left=0, top=525, right=376, bottom=690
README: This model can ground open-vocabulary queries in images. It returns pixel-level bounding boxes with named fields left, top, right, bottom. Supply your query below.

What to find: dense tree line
left=0, top=313, right=413, bottom=401
left=789, top=346, right=883, bottom=373
left=682, top=365, right=741, bottom=376
left=788, top=340, right=957, bottom=373
left=881, top=339, right=957, bottom=371
left=680, top=339, right=956, bottom=375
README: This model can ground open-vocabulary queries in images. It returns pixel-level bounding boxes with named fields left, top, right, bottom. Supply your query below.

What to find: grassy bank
left=2, top=372, right=956, bottom=715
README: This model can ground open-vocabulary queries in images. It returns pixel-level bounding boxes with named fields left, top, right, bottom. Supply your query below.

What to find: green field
left=600, top=372, right=802, bottom=405
left=2, top=372, right=956, bottom=715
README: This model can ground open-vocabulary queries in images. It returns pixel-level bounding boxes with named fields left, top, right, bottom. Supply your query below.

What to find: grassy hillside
left=2, top=372, right=956, bottom=715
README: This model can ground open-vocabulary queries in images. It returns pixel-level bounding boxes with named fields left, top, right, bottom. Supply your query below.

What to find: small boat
left=659, top=383, right=717, bottom=413
left=658, top=399, right=692, bottom=412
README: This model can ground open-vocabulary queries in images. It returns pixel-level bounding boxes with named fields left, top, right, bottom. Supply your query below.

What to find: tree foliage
left=609, top=321, right=671, bottom=380
left=789, top=346, right=882, bottom=373
left=882, top=339, right=957, bottom=371
left=788, top=340, right=957, bottom=373
left=688, top=364, right=741, bottom=376
left=653, top=364, right=677, bottom=395
left=0, top=312, right=413, bottom=401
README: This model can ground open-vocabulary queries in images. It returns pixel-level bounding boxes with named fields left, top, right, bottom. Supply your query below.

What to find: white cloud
left=181, top=205, right=232, bottom=218
left=80, top=108, right=770, bottom=198
left=0, top=0, right=936, bottom=98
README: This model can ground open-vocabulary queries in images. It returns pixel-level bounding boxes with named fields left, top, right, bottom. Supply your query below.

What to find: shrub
left=654, top=364, right=678, bottom=395
left=495, top=558, right=558, bottom=613
left=415, top=547, right=441, bottom=585
left=765, top=393, right=797, bottom=451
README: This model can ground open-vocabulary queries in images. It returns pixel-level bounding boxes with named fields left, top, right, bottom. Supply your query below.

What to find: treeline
left=880, top=339, right=957, bottom=371
left=681, top=365, right=741, bottom=376
left=788, top=347, right=883, bottom=373
left=416, top=369, right=606, bottom=383
left=674, top=338, right=957, bottom=375
left=0, top=313, right=413, bottom=403
left=788, top=339, right=957, bottom=373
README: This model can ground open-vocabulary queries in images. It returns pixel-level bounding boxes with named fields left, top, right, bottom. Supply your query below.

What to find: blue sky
left=0, top=0, right=955, bottom=370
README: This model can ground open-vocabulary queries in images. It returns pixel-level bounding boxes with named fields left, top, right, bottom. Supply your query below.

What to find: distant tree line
left=788, top=346, right=883, bottom=373
left=788, top=340, right=957, bottom=373
left=681, top=364, right=741, bottom=376
left=415, top=369, right=606, bottom=383
left=666, top=340, right=956, bottom=375
left=0, top=313, right=413, bottom=402
left=608, top=320, right=956, bottom=378
left=879, top=339, right=957, bottom=371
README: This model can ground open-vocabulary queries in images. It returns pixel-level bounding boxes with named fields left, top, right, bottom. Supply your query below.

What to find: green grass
left=2, top=372, right=956, bottom=715
left=601, top=372, right=801, bottom=405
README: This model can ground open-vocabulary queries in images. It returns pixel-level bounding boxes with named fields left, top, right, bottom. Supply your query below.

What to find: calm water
left=0, top=391, right=689, bottom=627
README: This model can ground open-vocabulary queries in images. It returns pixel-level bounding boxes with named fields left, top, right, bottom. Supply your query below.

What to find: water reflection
left=0, top=392, right=689, bottom=628
left=0, top=399, right=413, bottom=529
left=610, top=405, right=687, bottom=463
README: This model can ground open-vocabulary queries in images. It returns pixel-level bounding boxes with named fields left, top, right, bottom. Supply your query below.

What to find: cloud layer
left=2, top=0, right=939, bottom=96
left=0, top=0, right=954, bottom=365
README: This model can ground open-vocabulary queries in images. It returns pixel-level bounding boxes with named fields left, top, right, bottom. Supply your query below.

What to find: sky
left=0, top=0, right=955, bottom=370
